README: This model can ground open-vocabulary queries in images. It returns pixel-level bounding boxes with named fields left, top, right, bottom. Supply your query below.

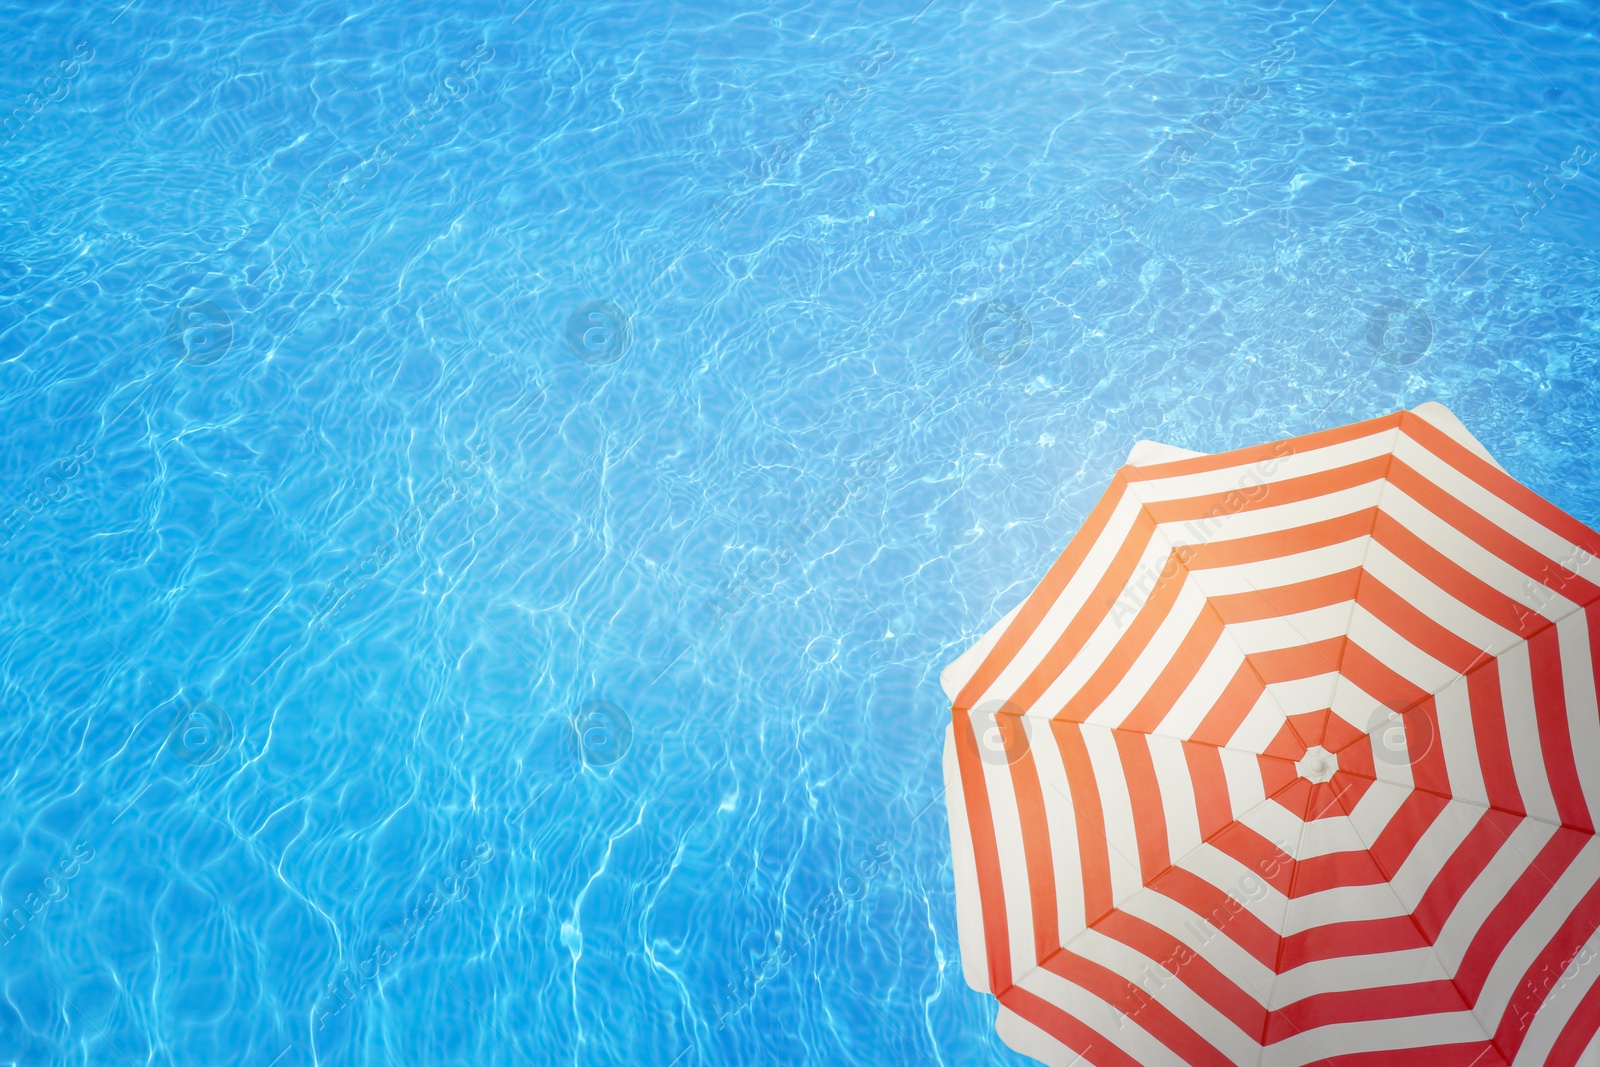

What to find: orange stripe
left=1267, top=978, right=1472, bottom=1044
left=1005, top=737, right=1061, bottom=965
left=1033, top=949, right=1239, bottom=1067
left=1367, top=787, right=1451, bottom=876
left=1399, top=409, right=1600, bottom=559
left=954, top=473, right=1135, bottom=713
left=1127, top=410, right=1402, bottom=481
left=1338, top=641, right=1431, bottom=715
left=1388, top=457, right=1600, bottom=611
left=951, top=711, right=1013, bottom=993
left=1529, top=625, right=1594, bottom=833
left=999, top=985, right=1153, bottom=1067
left=1141, top=453, right=1390, bottom=529
left=1186, top=506, right=1378, bottom=571
left=1547, top=973, right=1600, bottom=1067
left=1250, top=637, right=1347, bottom=685
left=1353, top=572, right=1488, bottom=675
left=1207, top=821, right=1295, bottom=899
left=1005, top=507, right=1165, bottom=715
left=1057, top=548, right=1200, bottom=723
left=1182, top=742, right=1232, bottom=840
left=1149, top=865, right=1279, bottom=968
left=1454, top=825, right=1588, bottom=1002
left=1120, top=607, right=1230, bottom=733
left=1189, top=663, right=1267, bottom=747
left=1373, top=512, right=1539, bottom=637
left=1052, top=722, right=1114, bottom=925
left=1412, top=807, right=1524, bottom=942
left=1277, top=915, right=1433, bottom=970
left=1289, top=844, right=1389, bottom=897
left=1467, top=659, right=1526, bottom=814
left=1112, top=730, right=1170, bottom=882
left=1492, top=871, right=1600, bottom=1058
left=1089, top=907, right=1267, bottom=1037
left=1210, top=567, right=1364, bottom=624
left=1005, top=504, right=1377, bottom=722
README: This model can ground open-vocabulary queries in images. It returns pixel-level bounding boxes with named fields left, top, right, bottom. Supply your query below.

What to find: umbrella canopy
left=941, top=403, right=1600, bottom=1067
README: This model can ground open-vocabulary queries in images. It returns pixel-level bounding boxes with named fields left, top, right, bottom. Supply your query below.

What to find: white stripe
left=1274, top=880, right=1409, bottom=937
left=942, top=599, right=1024, bottom=701
left=1146, top=637, right=1251, bottom=740
left=1171, top=840, right=1291, bottom=936
left=1030, top=715, right=1091, bottom=944
left=1128, top=425, right=1397, bottom=505
left=1556, top=608, right=1600, bottom=829
left=972, top=490, right=1152, bottom=709
left=1359, top=538, right=1519, bottom=665
left=943, top=727, right=991, bottom=992
left=1072, top=926, right=1262, bottom=1063
left=1015, top=963, right=1195, bottom=1065
left=1407, top=401, right=1504, bottom=471
left=1079, top=725, right=1152, bottom=910
left=1473, top=838, right=1600, bottom=1036
left=1059, top=578, right=1213, bottom=727
left=1339, top=601, right=1461, bottom=707
left=970, top=709, right=1043, bottom=979
left=1263, top=673, right=1343, bottom=722
left=1189, top=537, right=1369, bottom=598
left=1496, top=641, right=1563, bottom=825
left=1352, top=786, right=1480, bottom=916
left=1513, top=923, right=1600, bottom=1065
left=1160, top=484, right=1386, bottom=582
left=1219, top=743, right=1272, bottom=815
left=1260, top=1010, right=1490, bottom=1066
left=994, top=1003, right=1120, bottom=1067
left=1339, top=775, right=1411, bottom=855
left=1332, top=671, right=1415, bottom=792
left=1149, top=733, right=1205, bottom=873
left=1292, top=807, right=1370, bottom=858
left=1116, top=875, right=1278, bottom=1002
left=1228, top=603, right=1353, bottom=655
left=1435, top=670, right=1491, bottom=809
left=1394, top=426, right=1600, bottom=600
left=1270, top=946, right=1450, bottom=1008
left=1225, top=688, right=1298, bottom=754
left=1379, top=486, right=1557, bottom=617
left=1434, top=815, right=1559, bottom=972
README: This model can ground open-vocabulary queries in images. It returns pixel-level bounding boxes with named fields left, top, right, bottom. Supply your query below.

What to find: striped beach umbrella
left=941, top=403, right=1600, bottom=1066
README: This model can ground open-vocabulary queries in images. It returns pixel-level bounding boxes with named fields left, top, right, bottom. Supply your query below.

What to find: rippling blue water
left=1, top=0, right=1597, bottom=1063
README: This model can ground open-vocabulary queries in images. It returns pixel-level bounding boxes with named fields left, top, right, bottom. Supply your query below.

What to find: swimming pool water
left=1, top=0, right=1597, bottom=1063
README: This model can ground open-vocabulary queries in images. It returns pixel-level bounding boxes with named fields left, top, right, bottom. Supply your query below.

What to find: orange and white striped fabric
left=941, top=403, right=1600, bottom=1066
